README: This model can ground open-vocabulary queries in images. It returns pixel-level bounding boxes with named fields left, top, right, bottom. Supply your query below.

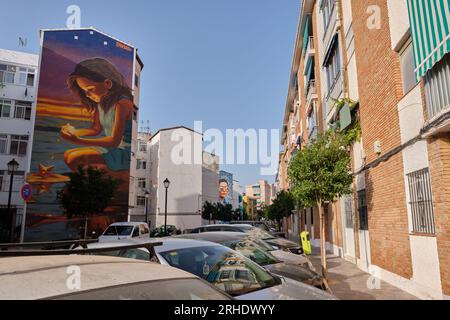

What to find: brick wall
left=427, top=134, right=450, bottom=295
left=351, top=0, right=413, bottom=278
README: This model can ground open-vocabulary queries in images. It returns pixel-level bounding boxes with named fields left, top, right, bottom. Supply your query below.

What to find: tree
left=288, top=130, right=353, bottom=278
left=58, top=166, right=119, bottom=239
left=202, top=201, right=216, bottom=223
left=265, top=190, right=295, bottom=227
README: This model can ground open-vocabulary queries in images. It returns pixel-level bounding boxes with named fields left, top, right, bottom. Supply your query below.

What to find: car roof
left=175, top=232, right=248, bottom=243
left=0, top=255, right=197, bottom=300
left=198, top=224, right=252, bottom=229
left=87, top=238, right=223, bottom=253
left=108, top=222, right=144, bottom=227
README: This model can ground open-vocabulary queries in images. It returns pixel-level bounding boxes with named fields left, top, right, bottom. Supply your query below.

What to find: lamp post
left=7, top=159, right=19, bottom=243
left=145, top=190, right=150, bottom=227
left=163, top=178, right=170, bottom=235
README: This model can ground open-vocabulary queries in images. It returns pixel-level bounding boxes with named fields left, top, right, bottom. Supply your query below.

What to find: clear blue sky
left=0, top=0, right=300, bottom=187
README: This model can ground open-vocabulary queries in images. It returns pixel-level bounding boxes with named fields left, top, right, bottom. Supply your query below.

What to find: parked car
left=82, top=239, right=336, bottom=300
left=185, top=224, right=303, bottom=254
left=98, top=222, right=150, bottom=242
left=230, top=221, right=285, bottom=238
left=174, top=232, right=326, bottom=290
left=0, top=255, right=232, bottom=300
left=150, top=225, right=179, bottom=237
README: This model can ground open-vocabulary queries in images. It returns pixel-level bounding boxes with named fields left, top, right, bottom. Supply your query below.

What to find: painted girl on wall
left=60, top=58, right=133, bottom=187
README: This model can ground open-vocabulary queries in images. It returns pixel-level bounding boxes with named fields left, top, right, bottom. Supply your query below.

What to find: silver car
left=173, top=232, right=326, bottom=290
left=82, top=239, right=336, bottom=300
left=0, top=255, right=232, bottom=300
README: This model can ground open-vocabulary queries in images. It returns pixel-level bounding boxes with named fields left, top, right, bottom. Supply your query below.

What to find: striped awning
left=407, top=0, right=450, bottom=80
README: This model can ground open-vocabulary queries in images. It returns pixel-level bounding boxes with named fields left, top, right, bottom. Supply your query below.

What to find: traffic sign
left=21, top=183, right=32, bottom=202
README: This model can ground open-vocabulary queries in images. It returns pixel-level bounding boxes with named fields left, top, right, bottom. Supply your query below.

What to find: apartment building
left=245, top=180, right=273, bottom=211
left=129, top=132, right=152, bottom=224
left=0, top=49, right=38, bottom=242
left=278, top=0, right=449, bottom=299
left=148, top=126, right=203, bottom=230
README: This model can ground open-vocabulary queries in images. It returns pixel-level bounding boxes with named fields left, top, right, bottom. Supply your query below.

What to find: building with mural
left=24, top=28, right=143, bottom=241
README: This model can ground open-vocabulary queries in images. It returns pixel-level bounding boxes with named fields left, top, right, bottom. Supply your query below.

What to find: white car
left=0, top=255, right=232, bottom=300
left=98, top=222, right=150, bottom=242
left=81, top=239, right=337, bottom=300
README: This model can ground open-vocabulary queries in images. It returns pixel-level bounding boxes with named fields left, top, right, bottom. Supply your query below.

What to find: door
left=341, top=195, right=356, bottom=261
left=357, top=190, right=371, bottom=271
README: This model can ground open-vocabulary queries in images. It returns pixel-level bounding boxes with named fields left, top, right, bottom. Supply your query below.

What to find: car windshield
left=223, top=240, right=281, bottom=266
left=53, top=278, right=230, bottom=300
left=159, top=245, right=280, bottom=297
left=245, top=228, right=275, bottom=240
left=103, top=226, right=134, bottom=236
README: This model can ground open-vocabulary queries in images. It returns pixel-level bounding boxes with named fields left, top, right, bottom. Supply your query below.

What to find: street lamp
left=7, top=159, right=19, bottom=243
left=163, top=178, right=170, bottom=235
left=145, top=190, right=150, bottom=227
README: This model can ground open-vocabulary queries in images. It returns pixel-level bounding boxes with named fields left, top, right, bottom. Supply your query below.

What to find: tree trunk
left=84, top=217, right=88, bottom=240
left=318, top=200, right=328, bottom=279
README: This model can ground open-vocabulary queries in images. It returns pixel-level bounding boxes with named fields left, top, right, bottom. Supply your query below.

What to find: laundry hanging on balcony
left=407, top=0, right=450, bottom=80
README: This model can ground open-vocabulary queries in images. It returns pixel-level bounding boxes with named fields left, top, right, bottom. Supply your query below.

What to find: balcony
left=306, top=80, right=318, bottom=111
left=325, top=69, right=344, bottom=125
left=323, top=3, right=340, bottom=52
left=303, top=36, right=315, bottom=59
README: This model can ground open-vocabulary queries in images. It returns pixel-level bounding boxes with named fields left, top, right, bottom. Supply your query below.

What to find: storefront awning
left=407, top=0, right=450, bottom=80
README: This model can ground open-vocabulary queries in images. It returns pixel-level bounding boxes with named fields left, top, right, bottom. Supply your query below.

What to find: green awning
left=407, top=0, right=450, bottom=80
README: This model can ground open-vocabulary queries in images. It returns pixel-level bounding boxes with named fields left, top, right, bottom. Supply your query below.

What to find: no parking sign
left=21, top=183, right=32, bottom=202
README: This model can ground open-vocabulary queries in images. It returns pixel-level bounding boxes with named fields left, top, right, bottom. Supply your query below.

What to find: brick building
left=278, top=0, right=449, bottom=299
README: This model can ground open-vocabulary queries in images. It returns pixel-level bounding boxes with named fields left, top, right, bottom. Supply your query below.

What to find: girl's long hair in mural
left=67, top=58, right=133, bottom=113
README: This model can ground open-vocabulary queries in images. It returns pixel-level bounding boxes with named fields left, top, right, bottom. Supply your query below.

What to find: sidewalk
left=308, top=248, right=418, bottom=300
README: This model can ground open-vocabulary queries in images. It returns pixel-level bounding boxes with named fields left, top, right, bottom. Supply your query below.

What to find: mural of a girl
left=60, top=58, right=133, bottom=189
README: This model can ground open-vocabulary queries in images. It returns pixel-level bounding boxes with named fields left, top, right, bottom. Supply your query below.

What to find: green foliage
left=58, top=166, right=119, bottom=219
left=288, top=130, right=353, bottom=207
left=265, top=190, right=295, bottom=222
left=202, top=201, right=238, bottom=222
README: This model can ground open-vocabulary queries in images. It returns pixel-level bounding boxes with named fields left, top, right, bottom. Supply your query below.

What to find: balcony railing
left=303, top=36, right=315, bottom=58
left=306, top=80, right=317, bottom=107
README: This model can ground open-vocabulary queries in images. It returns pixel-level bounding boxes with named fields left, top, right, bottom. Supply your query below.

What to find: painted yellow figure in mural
left=60, top=58, right=133, bottom=186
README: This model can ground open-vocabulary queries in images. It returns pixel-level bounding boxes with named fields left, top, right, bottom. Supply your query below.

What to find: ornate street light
left=163, top=178, right=170, bottom=235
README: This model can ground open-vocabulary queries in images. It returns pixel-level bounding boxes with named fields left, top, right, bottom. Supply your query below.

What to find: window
left=0, top=64, right=16, bottom=84
left=357, top=190, right=368, bottom=230
left=407, top=168, right=435, bottom=234
left=137, top=159, right=147, bottom=170
left=14, top=101, right=32, bottom=120
left=400, top=40, right=417, bottom=95
left=0, top=100, right=12, bottom=118
left=139, top=142, right=147, bottom=152
left=136, top=196, right=146, bottom=207
left=321, top=0, right=336, bottom=32
left=9, top=135, right=29, bottom=156
left=325, top=44, right=341, bottom=93
left=0, top=176, right=3, bottom=191
left=0, top=134, right=7, bottom=154
left=138, top=178, right=146, bottom=189
left=132, top=227, right=140, bottom=238
left=424, top=52, right=450, bottom=118
left=18, top=67, right=35, bottom=86
left=135, top=74, right=140, bottom=88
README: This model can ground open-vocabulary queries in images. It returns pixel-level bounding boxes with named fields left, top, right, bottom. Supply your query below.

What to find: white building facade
left=0, top=49, right=38, bottom=242
left=148, top=127, right=203, bottom=230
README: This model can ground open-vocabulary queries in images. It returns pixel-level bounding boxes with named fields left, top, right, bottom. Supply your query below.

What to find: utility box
left=300, top=231, right=312, bottom=255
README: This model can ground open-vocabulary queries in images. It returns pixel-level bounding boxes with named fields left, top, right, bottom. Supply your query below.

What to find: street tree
left=288, top=130, right=353, bottom=277
left=58, top=166, right=119, bottom=239
left=265, top=190, right=295, bottom=229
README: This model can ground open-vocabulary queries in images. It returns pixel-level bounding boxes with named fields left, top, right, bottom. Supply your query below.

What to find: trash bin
left=300, top=231, right=312, bottom=255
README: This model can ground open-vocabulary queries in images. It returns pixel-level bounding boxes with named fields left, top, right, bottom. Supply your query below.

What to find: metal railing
left=0, top=239, right=163, bottom=261
left=306, top=80, right=317, bottom=106
left=407, top=168, right=436, bottom=235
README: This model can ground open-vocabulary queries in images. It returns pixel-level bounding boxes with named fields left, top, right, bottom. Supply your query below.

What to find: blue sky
left=1, top=0, right=300, bottom=187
